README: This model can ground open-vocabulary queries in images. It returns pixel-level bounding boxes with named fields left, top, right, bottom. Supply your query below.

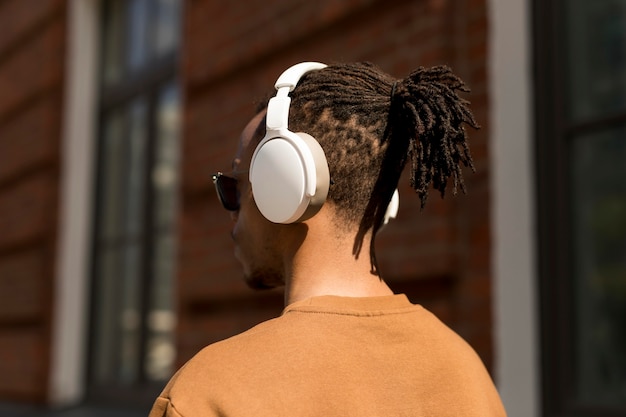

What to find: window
left=535, top=0, right=626, bottom=415
left=89, top=0, right=182, bottom=406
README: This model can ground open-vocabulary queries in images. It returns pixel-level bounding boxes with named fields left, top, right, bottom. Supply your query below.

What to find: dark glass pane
left=154, top=0, right=181, bottom=57
left=92, top=247, right=121, bottom=384
left=92, top=242, right=144, bottom=385
left=118, top=242, right=143, bottom=384
left=100, top=108, right=126, bottom=240
left=145, top=82, right=180, bottom=382
left=145, top=234, right=177, bottom=381
left=569, top=126, right=626, bottom=407
left=93, top=97, right=147, bottom=386
left=566, top=0, right=626, bottom=122
left=125, top=98, right=148, bottom=237
left=127, top=0, right=150, bottom=72
left=153, top=82, right=180, bottom=229
left=100, top=97, right=148, bottom=240
left=102, top=0, right=125, bottom=85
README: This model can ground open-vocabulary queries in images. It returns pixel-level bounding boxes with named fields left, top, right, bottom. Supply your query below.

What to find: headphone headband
left=274, top=62, right=328, bottom=91
left=266, top=62, right=327, bottom=131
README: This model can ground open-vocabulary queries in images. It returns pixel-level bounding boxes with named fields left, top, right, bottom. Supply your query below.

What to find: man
left=149, top=62, right=506, bottom=416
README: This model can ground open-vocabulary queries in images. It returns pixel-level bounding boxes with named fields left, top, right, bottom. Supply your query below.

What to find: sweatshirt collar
left=282, top=294, right=415, bottom=316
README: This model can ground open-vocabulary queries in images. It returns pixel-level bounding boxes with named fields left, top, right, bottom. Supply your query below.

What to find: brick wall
left=0, top=0, right=66, bottom=403
left=179, top=0, right=493, bottom=370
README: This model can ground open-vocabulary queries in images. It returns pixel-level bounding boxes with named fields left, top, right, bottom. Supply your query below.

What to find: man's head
left=217, top=61, right=478, bottom=284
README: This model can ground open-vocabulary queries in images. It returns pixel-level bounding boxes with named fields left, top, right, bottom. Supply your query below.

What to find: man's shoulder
left=179, top=314, right=285, bottom=372
left=154, top=314, right=294, bottom=416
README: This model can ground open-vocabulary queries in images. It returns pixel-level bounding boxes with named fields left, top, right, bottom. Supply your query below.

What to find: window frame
left=533, top=0, right=626, bottom=416
left=86, top=0, right=180, bottom=408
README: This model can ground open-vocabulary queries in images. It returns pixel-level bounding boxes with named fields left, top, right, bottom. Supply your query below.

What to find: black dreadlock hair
left=284, top=62, right=479, bottom=273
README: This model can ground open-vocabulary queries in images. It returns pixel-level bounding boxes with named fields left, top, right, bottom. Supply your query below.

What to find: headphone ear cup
left=249, top=132, right=330, bottom=224
left=294, top=132, right=330, bottom=222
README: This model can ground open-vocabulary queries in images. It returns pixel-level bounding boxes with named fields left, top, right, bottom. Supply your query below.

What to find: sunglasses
left=212, top=172, right=242, bottom=211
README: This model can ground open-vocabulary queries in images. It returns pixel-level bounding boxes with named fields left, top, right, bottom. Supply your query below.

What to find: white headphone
left=249, top=62, right=399, bottom=226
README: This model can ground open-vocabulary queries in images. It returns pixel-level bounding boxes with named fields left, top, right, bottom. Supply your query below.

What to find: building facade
left=0, top=0, right=624, bottom=416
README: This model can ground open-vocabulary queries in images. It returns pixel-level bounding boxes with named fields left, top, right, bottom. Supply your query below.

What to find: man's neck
left=283, top=215, right=393, bottom=306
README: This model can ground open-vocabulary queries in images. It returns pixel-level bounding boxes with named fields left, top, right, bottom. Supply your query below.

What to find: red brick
left=0, top=1, right=64, bottom=404
left=0, top=17, right=65, bottom=118
left=185, top=0, right=398, bottom=89
left=0, top=249, right=47, bottom=321
left=0, top=0, right=63, bottom=55
left=0, top=329, right=47, bottom=400
left=0, top=95, right=60, bottom=183
left=0, top=175, right=58, bottom=249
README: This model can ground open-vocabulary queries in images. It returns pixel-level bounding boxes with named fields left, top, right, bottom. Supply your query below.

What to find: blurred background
left=0, top=0, right=624, bottom=416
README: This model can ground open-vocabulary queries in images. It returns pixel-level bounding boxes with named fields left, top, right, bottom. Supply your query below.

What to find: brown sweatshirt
left=149, top=294, right=507, bottom=417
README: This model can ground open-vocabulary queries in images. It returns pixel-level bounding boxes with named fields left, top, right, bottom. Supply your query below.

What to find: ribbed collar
left=282, top=294, right=417, bottom=316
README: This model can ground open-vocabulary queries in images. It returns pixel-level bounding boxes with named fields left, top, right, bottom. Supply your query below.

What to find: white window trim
left=489, top=0, right=540, bottom=416
left=49, top=0, right=100, bottom=406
